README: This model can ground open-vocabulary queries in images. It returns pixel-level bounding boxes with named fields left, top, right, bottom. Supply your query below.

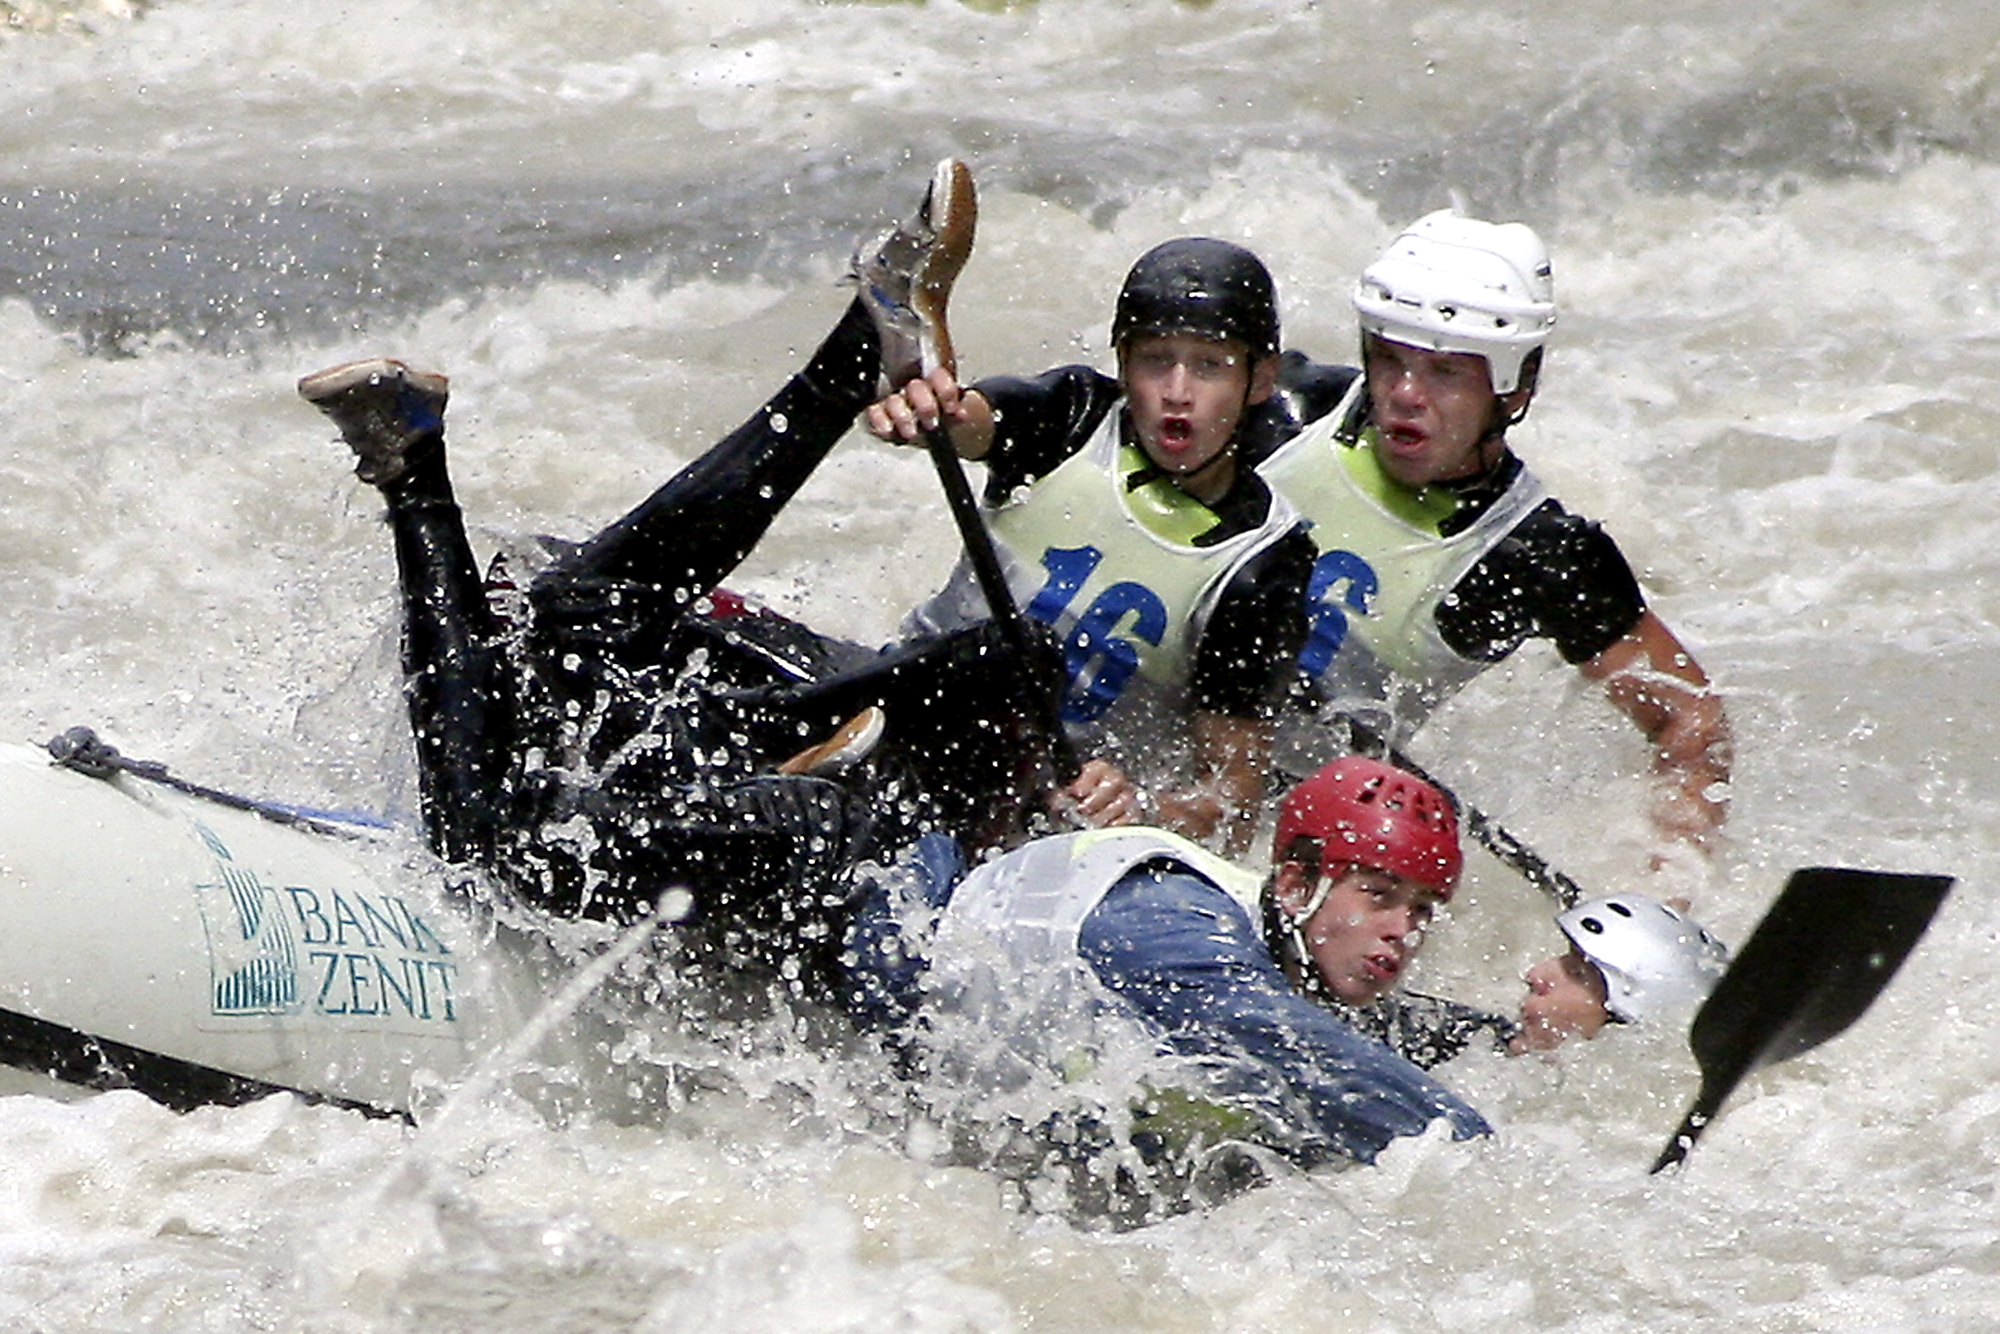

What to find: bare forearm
left=1646, top=690, right=1733, bottom=847
left=1585, top=612, right=1732, bottom=851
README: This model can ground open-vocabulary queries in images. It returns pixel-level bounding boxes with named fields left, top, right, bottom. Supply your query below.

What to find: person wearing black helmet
left=869, top=238, right=1316, bottom=851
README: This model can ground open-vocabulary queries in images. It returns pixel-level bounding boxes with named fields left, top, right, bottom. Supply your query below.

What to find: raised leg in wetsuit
left=321, top=300, right=1056, bottom=996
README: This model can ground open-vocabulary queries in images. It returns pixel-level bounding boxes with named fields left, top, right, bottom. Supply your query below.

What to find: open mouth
left=1158, top=416, right=1193, bottom=446
left=1381, top=423, right=1426, bottom=453
left=1364, top=951, right=1402, bottom=984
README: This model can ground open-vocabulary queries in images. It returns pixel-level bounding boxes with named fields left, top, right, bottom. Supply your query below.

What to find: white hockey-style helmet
left=1353, top=210, right=1558, bottom=394
left=1557, top=894, right=1729, bottom=1024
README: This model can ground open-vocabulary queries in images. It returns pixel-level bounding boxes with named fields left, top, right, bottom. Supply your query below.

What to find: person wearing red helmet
left=853, top=754, right=1490, bottom=1187
left=1261, top=756, right=1461, bottom=1009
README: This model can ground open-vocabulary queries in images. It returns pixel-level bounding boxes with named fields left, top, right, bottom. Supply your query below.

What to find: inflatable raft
left=0, top=740, right=547, bottom=1119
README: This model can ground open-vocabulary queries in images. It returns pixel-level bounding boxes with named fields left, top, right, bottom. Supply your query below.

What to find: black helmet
left=1112, top=238, right=1280, bottom=359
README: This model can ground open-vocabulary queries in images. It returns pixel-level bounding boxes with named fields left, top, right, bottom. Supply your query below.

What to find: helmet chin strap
left=1267, top=859, right=1348, bottom=1004
left=1175, top=443, right=1236, bottom=494
left=1495, top=353, right=1538, bottom=433
left=1292, top=872, right=1336, bottom=926
left=1449, top=402, right=1516, bottom=483
left=1263, top=888, right=1335, bottom=1006
left=1460, top=361, right=1534, bottom=478
left=1286, top=923, right=1329, bottom=1000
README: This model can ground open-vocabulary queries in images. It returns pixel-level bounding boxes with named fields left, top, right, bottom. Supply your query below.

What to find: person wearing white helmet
left=1509, top=893, right=1730, bottom=1052
left=1247, top=210, right=1733, bottom=864
left=1319, top=888, right=1730, bottom=1066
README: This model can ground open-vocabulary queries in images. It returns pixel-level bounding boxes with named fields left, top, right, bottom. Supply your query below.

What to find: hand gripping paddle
left=1651, top=866, right=1953, bottom=1173
left=897, top=158, right=1080, bottom=784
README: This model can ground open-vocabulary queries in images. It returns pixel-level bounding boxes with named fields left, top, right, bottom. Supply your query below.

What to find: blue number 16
left=1025, top=546, right=1169, bottom=723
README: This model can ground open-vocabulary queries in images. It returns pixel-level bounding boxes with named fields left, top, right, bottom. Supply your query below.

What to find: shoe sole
left=912, top=158, right=977, bottom=377
left=297, top=358, right=449, bottom=407
left=777, top=705, right=887, bottom=777
left=297, top=358, right=450, bottom=485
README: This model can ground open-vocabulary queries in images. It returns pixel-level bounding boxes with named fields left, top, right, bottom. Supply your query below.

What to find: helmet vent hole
left=1607, top=902, right=1635, bottom=918
left=1578, top=917, right=1605, bottom=935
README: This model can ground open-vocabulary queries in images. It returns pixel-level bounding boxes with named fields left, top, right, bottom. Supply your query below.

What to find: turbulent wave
left=4, top=1, right=2000, bottom=1329
left=7, top=0, right=2000, bottom=349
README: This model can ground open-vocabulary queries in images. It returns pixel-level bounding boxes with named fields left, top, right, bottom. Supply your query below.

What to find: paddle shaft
left=1337, top=714, right=1586, bottom=908
left=1653, top=1084, right=1724, bottom=1173
left=923, top=426, right=1081, bottom=784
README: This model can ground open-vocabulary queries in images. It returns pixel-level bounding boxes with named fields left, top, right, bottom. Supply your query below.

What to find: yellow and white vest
left=941, top=826, right=1258, bottom=963
left=1257, top=379, right=1546, bottom=741
left=904, top=406, right=1300, bottom=772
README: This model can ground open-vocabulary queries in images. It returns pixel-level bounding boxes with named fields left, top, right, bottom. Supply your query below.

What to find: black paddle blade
left=1651, top=866, right=1953, bottom=1174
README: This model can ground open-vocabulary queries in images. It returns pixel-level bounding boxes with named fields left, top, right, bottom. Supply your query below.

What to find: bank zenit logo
left=191, top=823, right=458, bottom=1024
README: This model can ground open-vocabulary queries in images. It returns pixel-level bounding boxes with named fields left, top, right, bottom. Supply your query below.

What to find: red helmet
left=1275, top=757, right=1462, bottom=897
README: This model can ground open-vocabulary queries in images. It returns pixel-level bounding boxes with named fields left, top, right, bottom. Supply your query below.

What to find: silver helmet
left=1353, top=209, right=1557, bottom=394
left=1557, top=894, right=1729, bottom=1024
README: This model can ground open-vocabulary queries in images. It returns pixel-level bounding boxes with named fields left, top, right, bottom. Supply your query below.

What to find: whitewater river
left=4, top=0, right=2000, bottom=1328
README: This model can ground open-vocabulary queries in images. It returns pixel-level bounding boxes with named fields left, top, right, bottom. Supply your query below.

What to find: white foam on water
left=6, top=0, right=2000, bottom=1328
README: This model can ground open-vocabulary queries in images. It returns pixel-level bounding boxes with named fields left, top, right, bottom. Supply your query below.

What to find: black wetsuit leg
left=376, top=444, right=515, bottom=872
left=381, top=303, right=896, bottom=970
left=525, top=296, right=879, bottom=681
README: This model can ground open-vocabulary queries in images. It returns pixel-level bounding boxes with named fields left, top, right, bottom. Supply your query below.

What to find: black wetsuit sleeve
left=1343, top=991, right=1521, bottom=1069
left=970, top=365, right=1122, bottom=502
left=1188, top=523, right=1316, bottom=721
left=1437, top=500, right=1648, bottom=665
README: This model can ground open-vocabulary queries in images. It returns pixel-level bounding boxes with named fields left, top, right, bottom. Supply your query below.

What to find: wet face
left=1276, top=862, right=1444, bottom=1006
left=1119, top=332, right=1273, bottom=504
left=1510, top=946, right=1612, bottom=1053
left=1361, top=335, right=1525, bottom=488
